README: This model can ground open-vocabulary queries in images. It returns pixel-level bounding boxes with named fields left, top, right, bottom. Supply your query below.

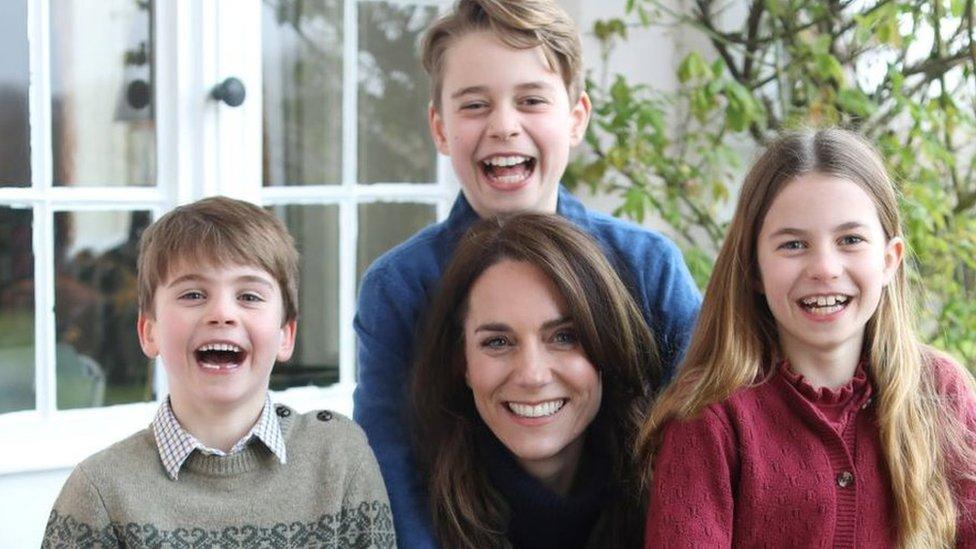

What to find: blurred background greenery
left=567, top=0, right=976, bottom=368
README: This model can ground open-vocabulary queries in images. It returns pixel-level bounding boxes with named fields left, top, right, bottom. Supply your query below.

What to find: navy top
left=478, top=423, right=611, bottom=549
left=353, top=187, right=701, bottom=548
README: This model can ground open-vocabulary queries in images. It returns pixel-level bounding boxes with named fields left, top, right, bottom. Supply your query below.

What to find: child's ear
left=882, top=236, right=905, bottom=285
left=137, top=312, right=159, bottom=359
left=428, top=102, right=451, bottom=156
left=568, top=91, right=592, bottom=146
left=276, top=319, right=298, bottom=362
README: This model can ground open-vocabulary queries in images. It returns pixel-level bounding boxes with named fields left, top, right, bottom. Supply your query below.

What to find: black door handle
left=211, top=77, right=246, bottom=107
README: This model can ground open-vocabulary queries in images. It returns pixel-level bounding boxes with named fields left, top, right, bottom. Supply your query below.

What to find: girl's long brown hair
left=636, top=128, right=976, bottom=547
left=412, top=213, right=659, bottom=548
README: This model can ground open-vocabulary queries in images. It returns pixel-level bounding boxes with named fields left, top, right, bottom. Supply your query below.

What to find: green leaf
left=814, top=53, right=845, bottom=83
left=836, top=88, right=876, bottom=116
left=678, top=52, right=710, bottom=83
left=951, top=0, right=966, bottom=18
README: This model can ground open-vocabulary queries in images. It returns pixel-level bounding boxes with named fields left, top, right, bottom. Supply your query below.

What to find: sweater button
left=836, top=471, right=854, bottom=488
left=316, top=411, right=333, bottom=422
left=275, top=405, right=291, bottom=418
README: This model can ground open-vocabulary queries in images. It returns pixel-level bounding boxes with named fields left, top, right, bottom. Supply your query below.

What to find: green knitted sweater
left=42, top=406, right=395, bottom=548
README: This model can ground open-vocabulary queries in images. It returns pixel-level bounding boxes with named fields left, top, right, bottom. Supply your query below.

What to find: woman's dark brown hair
left=411, top=213, right=659, bottom=548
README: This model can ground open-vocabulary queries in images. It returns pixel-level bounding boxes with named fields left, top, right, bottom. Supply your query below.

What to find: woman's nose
left=511, top=343, right=553, bottom=388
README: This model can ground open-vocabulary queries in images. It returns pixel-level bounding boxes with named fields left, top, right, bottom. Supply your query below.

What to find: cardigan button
left=861, top=397, right=872, bottom=410
left=276, top=405, right=291, bottom=418
left=316, top=411, right=333, bottom=422
left=836, top=471, right=854, bottom=488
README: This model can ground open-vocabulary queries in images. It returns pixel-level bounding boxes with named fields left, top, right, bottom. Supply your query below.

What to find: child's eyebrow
left=514, top=81, right=556, bottom=93
left=449, top=81, right=556, bottom=100
left=236, top=275, right=275, bottom=289
left=167, top=273, right=209, bottom=287
left=450, top=85, right=489, bottom=99
left=769, top=221, right=869, bottom=238
left=166, top=273, right=275, bottom=288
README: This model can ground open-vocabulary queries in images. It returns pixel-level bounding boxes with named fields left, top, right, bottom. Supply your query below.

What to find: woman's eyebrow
left=474, top=322, right=511, bottom=333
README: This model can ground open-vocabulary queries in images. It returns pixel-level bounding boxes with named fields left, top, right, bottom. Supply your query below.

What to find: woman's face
left=463, top=259, right=602, bottom=490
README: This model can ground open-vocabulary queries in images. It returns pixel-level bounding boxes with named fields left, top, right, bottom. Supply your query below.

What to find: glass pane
left=357, top=202, right=436, bottom=282
left=0, top=207, right=34, bottom=413
left=270, top=204, right=340, bottom=387
left=358, top=2, right=438, bottom=184
left=54, top=210, right=151, bottom=409
left=0, top=1, right=30, bottom=187
left=263, top=0, right=343, bottom=187
left=50, top=0, right=156, bottom=187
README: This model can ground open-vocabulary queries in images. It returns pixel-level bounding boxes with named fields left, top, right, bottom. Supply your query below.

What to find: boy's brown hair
left=421, top=0, right=584, bottom=111
left=137, top=196, right=299, bottom=323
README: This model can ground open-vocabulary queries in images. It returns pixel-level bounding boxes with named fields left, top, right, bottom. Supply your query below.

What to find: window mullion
left=28, top=0, right=56, bottom=417
left=340, top=0, right=359, bottom=386
left=339, top=198, right=357, bottom=387
left=32, top=202, right=56, bottom=417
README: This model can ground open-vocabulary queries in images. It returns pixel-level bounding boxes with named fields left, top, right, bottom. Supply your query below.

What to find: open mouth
left=797, top=294, right=851, bottom=316
left=506, top=398, right=566, bottom=419
left=194, top=342, right=247, bottom=370
left=481, top=154, right=536, bottom=187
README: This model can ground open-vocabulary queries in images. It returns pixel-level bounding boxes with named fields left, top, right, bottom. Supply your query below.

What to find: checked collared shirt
left=151, top=395, right=287, bottom=480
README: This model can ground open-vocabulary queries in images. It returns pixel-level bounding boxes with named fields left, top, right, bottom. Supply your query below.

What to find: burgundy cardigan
left=645, top=355, right=976, bottom=548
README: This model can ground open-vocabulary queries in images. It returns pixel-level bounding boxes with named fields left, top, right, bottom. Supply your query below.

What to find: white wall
left=0, top=2, right=685, bottom=546
left=0, top=468, right=72, bottom=548
left=565, top=0, right=692, bottom=220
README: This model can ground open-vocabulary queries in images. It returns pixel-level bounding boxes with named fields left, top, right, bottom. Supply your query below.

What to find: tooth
left=825, top=296, right=836, bottom=306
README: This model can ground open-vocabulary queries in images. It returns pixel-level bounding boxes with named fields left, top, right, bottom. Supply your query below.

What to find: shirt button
left=861, top=397, right=872, bottom=410
left=275, top=405, right=291, bottom=418
left=316, top=411, right=333, bottom=422
left=837, top=471, right=854, bottom=488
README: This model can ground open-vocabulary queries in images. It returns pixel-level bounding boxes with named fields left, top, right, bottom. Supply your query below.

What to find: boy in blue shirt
left=353, top=0, right=702, bottom=546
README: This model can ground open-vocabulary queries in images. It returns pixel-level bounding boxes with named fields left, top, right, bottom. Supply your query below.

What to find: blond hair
left=137, top=196, right=299, bottom=323
left=636, top=128, right=976, bottom=546
left=420, top=0, right=584, bottom=111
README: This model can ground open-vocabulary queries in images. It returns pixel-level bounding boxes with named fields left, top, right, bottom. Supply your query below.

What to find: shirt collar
left=152, top=394, right=287, bottom=481
left=445, top=185, right=589, bottom=229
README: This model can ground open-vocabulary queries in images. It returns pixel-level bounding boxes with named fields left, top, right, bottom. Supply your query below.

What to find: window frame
left=0, top=0, right=455, bottom=475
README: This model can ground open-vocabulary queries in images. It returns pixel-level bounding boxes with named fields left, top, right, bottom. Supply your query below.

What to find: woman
left=411, top=213, right=660, bottom=548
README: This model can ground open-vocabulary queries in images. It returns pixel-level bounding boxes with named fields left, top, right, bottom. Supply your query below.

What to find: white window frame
left=0, top=0, right=455, bottom=475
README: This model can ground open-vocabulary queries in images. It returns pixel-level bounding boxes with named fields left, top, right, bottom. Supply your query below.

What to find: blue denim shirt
left=353, top=187, right=701, bottom=548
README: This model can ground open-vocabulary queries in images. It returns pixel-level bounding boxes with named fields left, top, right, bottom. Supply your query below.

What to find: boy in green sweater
left=43, top=197, right=395, bottom=548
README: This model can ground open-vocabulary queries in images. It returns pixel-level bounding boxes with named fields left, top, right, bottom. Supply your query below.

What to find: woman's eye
left=521, top=96, right=548, bottom=107
left=552, top=329, right=579, bottom=345
left=178, top=291, right=204, bottom=301
left=239, top=292, right=264, bottom=303
left=481, top=336, right=509, bottom=349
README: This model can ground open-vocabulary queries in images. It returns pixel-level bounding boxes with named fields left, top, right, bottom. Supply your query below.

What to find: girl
left=412, top=213, right=659, bottom=548
left=640, top=129, right=976, bottom=547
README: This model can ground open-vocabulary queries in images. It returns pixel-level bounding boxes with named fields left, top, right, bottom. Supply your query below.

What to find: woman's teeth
left=507, top=399, right=565, bottom=418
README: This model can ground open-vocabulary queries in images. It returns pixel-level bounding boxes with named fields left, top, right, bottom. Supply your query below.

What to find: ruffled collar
left=778, top=360, right=870, bottom=405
